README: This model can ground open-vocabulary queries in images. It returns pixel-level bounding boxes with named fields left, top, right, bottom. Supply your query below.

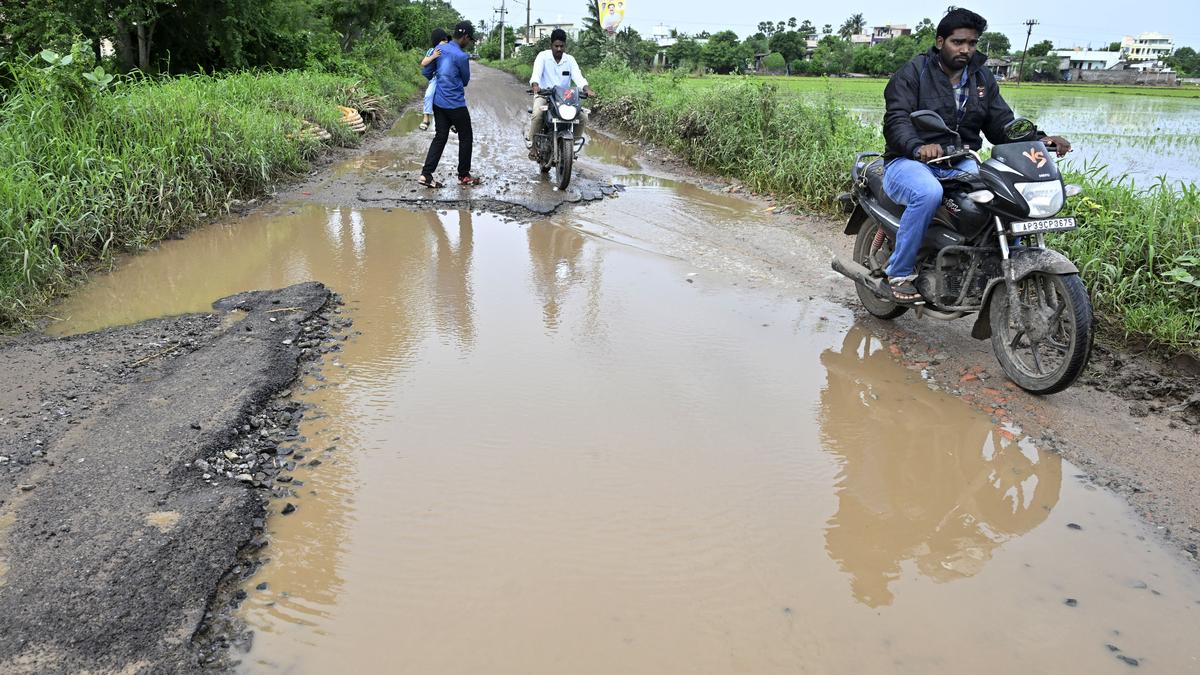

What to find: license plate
left=1011, top=217, right=1076, bottom=234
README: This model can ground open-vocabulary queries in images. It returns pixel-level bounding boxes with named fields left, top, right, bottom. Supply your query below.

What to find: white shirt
left=529, top=50, right=588, bottom=90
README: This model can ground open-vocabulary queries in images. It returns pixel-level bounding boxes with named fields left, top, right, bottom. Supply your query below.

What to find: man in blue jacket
left=881, top=7, right=1069, bottom=303
left=420, top=21, right=482, bottom=187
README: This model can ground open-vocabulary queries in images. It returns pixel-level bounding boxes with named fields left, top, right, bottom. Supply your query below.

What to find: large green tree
left=667, top=37, right=704, bottom=70
left=838, top=13, right=865, bottom=39
left=979, top=31, right=1010, bottom=56
left=1027, top=39, right=1054, bottom=57
left=1167, top=46, right=1199, bottom=76
left=769, top=30, right=808, bottom=66
left=812, top=34, right=853, bottom=74
left=702, top=30, right=747, bottom=74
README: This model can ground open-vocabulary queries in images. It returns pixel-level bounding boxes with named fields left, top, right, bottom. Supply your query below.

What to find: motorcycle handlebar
left=528, top=89, right=589, bottom=99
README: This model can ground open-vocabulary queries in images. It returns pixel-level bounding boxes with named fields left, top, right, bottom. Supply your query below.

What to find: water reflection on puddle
left=48, top=205, right=1200, bottom=674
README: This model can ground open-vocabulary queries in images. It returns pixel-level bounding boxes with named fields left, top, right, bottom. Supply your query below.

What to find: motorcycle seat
left=863, top=160, right=906, bottom=217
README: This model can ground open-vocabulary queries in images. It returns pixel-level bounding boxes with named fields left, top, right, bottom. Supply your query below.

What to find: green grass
left=492, top=61, right=1200, bottom=354
left=0, top=51, right=424, bottom=328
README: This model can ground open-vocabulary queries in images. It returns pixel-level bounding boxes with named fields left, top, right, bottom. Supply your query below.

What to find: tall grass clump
left=0, top=44, right=423, bottom=326
left=588, top=66, right=880, bottom=210
left=1055, top=167, right=1200, bottom=352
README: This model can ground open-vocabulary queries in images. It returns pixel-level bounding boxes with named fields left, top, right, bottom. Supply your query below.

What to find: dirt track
left=0, top=64, right=1197, bottom=672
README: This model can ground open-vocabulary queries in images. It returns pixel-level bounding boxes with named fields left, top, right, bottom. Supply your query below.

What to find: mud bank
left=0, top=282, right=341, bottom=673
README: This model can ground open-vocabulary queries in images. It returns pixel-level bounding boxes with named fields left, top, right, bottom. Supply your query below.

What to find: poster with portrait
left=600, top=0, right=625, bottom=34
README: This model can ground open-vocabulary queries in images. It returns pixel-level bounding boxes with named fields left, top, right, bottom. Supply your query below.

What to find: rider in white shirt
left=528, top=29, right=595, bottom=159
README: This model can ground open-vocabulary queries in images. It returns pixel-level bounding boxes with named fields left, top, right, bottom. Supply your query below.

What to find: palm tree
left=838, top=13, right=866, bottom=39
left=582, top=0, right=602, bottom=37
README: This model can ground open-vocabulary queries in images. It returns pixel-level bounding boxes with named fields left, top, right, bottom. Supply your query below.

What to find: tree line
left=0, top=0, right=463, bottom=75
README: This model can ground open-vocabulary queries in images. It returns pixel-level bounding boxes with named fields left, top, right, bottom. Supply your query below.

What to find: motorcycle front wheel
left=555, top=137, right=573, bottom=190
left=851, top=217, right=907, bottom=320
left=989, top=272, right=1093, bottom=395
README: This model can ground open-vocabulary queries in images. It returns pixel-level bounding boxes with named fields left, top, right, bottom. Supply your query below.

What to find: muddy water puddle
left=50, top=199, right=1200, bottom=672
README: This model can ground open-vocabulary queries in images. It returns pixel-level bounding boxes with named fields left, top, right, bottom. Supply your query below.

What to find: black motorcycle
left=833, top=111, right=1093, bottom=394
left=529, top=85, right=587, bottom=190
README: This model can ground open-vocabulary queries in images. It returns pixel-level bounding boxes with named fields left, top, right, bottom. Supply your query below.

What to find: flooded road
left=44, top=65, right=1200, bottom=673
left=52, top=201, right=1200, bottom=673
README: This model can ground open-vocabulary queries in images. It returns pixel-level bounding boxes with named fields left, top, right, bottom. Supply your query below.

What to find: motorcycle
left=832, top=111, right=1093, bottom=394
left=528, top=85, right=588, bottom=190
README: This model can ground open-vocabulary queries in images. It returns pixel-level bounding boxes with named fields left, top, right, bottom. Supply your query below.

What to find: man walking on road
left=420, top=21, right=482, bottom=188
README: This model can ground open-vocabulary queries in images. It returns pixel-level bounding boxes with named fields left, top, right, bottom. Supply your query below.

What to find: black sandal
left=889, top=279, right=925, bottom=305
left=417, top=174, right=444, bottom=188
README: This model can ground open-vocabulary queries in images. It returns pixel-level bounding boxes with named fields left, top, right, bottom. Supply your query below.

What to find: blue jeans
left=423, top=79, right=437, bottom=115
left=882, top=158, right=978, bottom=280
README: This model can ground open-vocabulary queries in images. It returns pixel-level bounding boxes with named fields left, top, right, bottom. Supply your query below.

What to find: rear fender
left=844, top=204, right=869, bottom=235
left=971, top=248, right=1080, bottom=340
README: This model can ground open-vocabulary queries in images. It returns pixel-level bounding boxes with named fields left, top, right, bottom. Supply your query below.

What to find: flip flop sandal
left=418, top=122, right=429, bottom=131
left=458, top=175, right=483, bottom=186
left=417, top=175, right=444, bottom=188
left=888, top=279, right=925, bottom=305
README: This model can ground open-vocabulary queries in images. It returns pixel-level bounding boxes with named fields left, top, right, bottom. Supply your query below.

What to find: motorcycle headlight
left=557, top=104, right=578, bottom=121
left=1015, top=181, right=1065, bottom=218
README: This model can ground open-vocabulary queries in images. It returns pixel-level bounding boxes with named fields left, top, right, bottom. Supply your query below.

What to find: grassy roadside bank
left=491, top=59, right=1199, bottom=354
left=0, top=46, right=425, bottom=328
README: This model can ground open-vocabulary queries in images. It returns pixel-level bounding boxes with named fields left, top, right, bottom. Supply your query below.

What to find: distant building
left=652, top=24, right=676, bottom=48
left=529, top=22, right=575, bottom=42
left=870, top=24, right=911, bottom=44
left=986, top=57, right=1014, bottom=80
left=1121, top=32, right=1173, bottom=64
left=849, top=34, right=873, bottom=46
left=1053, top=49, right=1122, bottom=71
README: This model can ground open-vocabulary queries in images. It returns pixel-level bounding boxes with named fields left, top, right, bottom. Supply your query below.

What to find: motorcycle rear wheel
left=989, top=272, right=1093, bottom=395
left=851, top=217, right=907, bottom=320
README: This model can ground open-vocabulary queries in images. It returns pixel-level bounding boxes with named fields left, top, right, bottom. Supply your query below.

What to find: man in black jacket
left=880, top=7, right=1070, bottom=303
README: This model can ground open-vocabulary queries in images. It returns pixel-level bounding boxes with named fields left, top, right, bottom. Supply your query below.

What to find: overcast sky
left=454, top=0, right=1197, bottom=49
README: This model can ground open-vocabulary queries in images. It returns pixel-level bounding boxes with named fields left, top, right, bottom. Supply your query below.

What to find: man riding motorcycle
left=881, top=7, right=1071, bottom=304
left=527, top=29, right=595, bottom=160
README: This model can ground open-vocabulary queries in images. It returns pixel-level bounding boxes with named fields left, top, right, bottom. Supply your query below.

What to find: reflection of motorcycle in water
left=819, top=326, right=1062, bottom=607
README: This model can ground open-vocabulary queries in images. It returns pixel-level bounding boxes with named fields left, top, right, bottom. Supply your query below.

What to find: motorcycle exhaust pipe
left=831, top=256, right=890, bottom=299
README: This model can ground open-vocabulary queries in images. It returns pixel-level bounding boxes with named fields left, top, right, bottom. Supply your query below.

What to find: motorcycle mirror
left=910, top=110, right=951, bottom=134
left=1004, top=118, right=1037, bottom=141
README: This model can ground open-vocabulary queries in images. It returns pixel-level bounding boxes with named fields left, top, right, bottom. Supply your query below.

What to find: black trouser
left=421, top=105, right=473, bottom=179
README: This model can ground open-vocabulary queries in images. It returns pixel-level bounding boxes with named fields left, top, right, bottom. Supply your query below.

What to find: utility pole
left=493, top=0, right=509, bottom=60
left=526, top=0, right=532, bottom=49
left=1017, top=18, right=1038, bottom=86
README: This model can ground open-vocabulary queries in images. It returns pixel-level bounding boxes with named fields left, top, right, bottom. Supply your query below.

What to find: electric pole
left=493, top=0, right=509, bottom=60
left=1017, top=19, right=1038, bottom=86
left=526, top=0, right=532, bottom=49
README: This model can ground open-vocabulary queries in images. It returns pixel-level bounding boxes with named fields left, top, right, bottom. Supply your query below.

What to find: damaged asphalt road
left=0, top=282, right=335, bottom=673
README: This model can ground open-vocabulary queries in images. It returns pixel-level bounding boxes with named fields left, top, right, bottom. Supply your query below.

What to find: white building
left=870, top=24, right=911, bottom=44
left=529, top=22, right=575, bottom=41
left=1121, top=32, right=1173, bottom=63
left=652, top=24, right=677, bottom=48
left=1052, top=49, right=1122, bottom=71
